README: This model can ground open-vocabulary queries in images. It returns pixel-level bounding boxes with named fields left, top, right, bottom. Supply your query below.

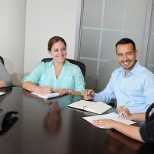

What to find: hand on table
left=39, top=86, right=53, bottom=95
left=92, top=119, right=116, bottom=129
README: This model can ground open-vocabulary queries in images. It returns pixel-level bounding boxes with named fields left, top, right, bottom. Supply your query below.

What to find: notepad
left=31, top=92, right=59, bottom=99
left=68, top=100, right=112, bottom=114
left=83, top=112, right=136, bottom=128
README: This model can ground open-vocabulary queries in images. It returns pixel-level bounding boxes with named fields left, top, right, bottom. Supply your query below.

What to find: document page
left=31, top=92, right=59, bottom=99
left=0, top=92, right=5, bottom=96
left=83, top=112, right=136, bottom=128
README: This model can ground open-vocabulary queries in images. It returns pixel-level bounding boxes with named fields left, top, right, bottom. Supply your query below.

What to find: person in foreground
left=83, top=38, right=154, bottom=114
left=92, top=103, right=154, bottom=143
left=0, top=60, right=12, bottom=88
left=22, top=36, right=85, bottom=96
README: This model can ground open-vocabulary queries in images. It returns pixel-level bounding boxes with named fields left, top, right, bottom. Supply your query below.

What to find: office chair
left=0, top=56, right=4, bottom=65
left=41, top=58, right=86, bottom=77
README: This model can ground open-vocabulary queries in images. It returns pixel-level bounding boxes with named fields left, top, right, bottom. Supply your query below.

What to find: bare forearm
left=55, top=89, right=82, bottom=96
left=117, top=106, right=146, bottom=122
left=113, top=122, right=143, bottom=142
left=129, top=113, right=145, bottom=122
left=0, top=78, right=12, bottom=88
left=22, top=81, right=41, bottom=93
left=106, top=130, right=142, bottom=150
left=71, top=90, right=82, bottom=96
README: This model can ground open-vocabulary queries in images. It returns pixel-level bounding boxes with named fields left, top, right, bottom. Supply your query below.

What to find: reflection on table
left=22, top=89, right=82, bottom=135
left=0, top=87, right=153, bottom=154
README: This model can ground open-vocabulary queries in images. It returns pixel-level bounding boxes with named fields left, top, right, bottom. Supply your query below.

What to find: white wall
left=0, top=0, right=26, bottom=85
left=24, top=0, right=79, bottom=74
left=0, top=0, right=79, bottom=85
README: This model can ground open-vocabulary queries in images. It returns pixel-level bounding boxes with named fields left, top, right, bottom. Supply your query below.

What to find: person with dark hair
left=0, top=60, right=12, bottom=87
left=83, top=38, right=154, bottom=114
left=22, top=36, right=85, bottom=96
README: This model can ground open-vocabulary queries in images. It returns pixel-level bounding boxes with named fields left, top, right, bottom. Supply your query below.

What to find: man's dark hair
left=116, top=38, right=136, bottom=51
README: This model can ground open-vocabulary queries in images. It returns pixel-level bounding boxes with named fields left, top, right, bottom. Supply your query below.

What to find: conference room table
left=0, top=87, right=153, bottom=154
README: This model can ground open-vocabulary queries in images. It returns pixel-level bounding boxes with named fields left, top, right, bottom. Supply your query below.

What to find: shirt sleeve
left=0, top=62, right=12, bottom=87
left=140, top=117, right=154, bottom=143
left=93, top=73, right=116, bottom=103
left=22, top=62, right=44, bottom=85
left=73, top=65, right=85, bottom=94
left=142, top=72, right=154, bottom=107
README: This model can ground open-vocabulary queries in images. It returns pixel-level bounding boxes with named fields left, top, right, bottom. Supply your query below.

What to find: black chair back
left=41, top=58, right=86, bottom=77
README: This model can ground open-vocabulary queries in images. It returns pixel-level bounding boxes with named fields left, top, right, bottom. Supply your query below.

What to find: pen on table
left=118, top=101, right=130, bottom=118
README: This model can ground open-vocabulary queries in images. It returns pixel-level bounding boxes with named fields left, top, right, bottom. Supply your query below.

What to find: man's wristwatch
left=68, top=89, right=72, bottom=94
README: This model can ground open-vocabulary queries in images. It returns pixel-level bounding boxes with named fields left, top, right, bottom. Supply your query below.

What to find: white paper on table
left=31, top=92, right=59, bottom=99
left=83, top=112, right=136, bottom=129
left=0, top=92, right=5, bottom=96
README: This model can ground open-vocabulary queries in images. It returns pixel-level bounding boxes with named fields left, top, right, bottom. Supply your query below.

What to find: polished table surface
left=0, top=87, right=154, bottom=154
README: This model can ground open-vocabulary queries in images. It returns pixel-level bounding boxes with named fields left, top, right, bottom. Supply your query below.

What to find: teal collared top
left=22, top=60, right=85, bottom=94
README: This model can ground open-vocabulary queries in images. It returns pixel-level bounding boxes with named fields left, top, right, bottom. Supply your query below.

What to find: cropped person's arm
left=22, top=81, right=42, bottom=93
left=106, top=130, right=142, bottom=151
left=0, top=80, right=6, bottom=87
left=93, top=72, right=116, bottom=103
left=128, top=113, right=145, bottom=121
left=112, top=121, right=143, bottom=142
left=83, top=89, right=95, bottom=100
left=54, top=88, right=82, bottom=96
left=93, top=107, right=146, bottom=142
left=142, top=72, right=154, bottom=108
left=22, top=63, right=53, bottom=95
left=117, top=106, right=146, bottom=121
left=93, top=119, right=144, bottom=142
left=22, top=81, right=53, bottom=95
left=70, top=89, right=82, bottom=96
left=0, top=62, right=12, bottom=87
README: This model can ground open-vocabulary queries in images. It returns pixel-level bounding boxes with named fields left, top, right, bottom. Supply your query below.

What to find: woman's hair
left=48, top=36, right=67, bottom=52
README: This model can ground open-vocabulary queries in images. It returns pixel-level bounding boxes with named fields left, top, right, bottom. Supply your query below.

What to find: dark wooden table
left=0, top=87, right=153, bottom=154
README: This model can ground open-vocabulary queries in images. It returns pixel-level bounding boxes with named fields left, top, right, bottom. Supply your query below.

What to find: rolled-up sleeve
left=22, top=62, right=44, bottom=84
